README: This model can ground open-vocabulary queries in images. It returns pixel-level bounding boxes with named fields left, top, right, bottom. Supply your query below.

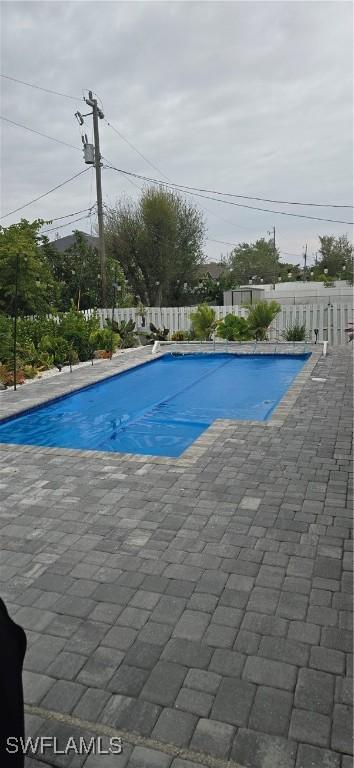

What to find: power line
left=108, top=166, right=354, bottom=225
left=104, top=119, right=170, bottom=182
left=3, top=81, right=351, bottom=236
left=3, top=74, right=352, bottom=210
left=104, top=116, right=353, bottom=210
left=0, top=168, right=90, bottom=220
left=170, top=183, right=354, bottom=209
left=41, top=211, right=94, bottom=234
left=0, top=115, right=81, bottom=151
left=103, top=166, right=354, bottom=226
left=208, top=237, right=257, bottom=248
left=104, top=117, right=255, bottom=234
left=102, top=154, right=143, bottom=193
left=44, top=205, right=96, bottom=223
left=0, top=73, right=82, bottom=102
left=282, top=249, right=307, bottom=258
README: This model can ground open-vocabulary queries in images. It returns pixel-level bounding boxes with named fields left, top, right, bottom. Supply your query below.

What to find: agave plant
left=146, top=323, right=169, bottom=343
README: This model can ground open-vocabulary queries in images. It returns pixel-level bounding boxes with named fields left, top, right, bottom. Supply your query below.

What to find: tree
left=316, top=235, right=353, bottom=281
left=0, top=220, right=57, bottom=315
left=190, top=304, right=217, bottom=340
left=244, top=300, right=281, bottom=340
left=225, top=238, right=280, bottom=286
left=193, top=273, right=224, bottom=305
left=44, top=231, right=132, bottom=310
left=279, top=262, right=302, bottom=282
left=104, top=187, right=206, bottom=306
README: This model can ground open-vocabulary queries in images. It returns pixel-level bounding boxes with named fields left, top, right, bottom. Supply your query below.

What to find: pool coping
left=0, top=346, right=321, bottom=466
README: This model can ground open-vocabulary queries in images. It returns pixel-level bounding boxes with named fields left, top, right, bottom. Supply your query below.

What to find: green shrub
left=244, top=300, right=281, bottom=341
left=17, top=317, right=59, bottom=348
left=23, top=364, right=38, bottom=379
left=0, top=308, right=106, bottom=372
left=68, top=344, right=79, bottom=366
left=36, top=351, right=54, bottom=371
left=216, top=314, right=253, bottom=341
left=171, top=330, right=189, bottom=341
left=59, top=306, right=100, bottom=361
left=89, top=327, right=120, bottom=353
left=52, top=337, right=71, bottom=367
left=190, top=304, right=217, bottom=340
left=17, top=340, right=39, bottom=367
left=0, top=364, right=25, bottom=387
left=316, top=274, right=335, bottom=287
left=0, top=314, right=13, bottom=365
left=281, top=323, right=307, bottom=342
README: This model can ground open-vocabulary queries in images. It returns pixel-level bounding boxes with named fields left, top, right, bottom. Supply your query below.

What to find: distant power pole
left=268, top=226, right=276, bottom=288
left=303, top=244, right=308, bottom=282
left=83, top=91, right=106, bottom=306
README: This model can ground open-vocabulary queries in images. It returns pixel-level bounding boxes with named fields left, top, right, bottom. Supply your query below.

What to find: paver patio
left=0, top=346, right=352, bottom=768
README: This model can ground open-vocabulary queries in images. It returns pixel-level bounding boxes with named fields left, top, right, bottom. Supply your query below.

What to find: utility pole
left=268, top=226, right=276, bottom=288
left=303, top=244, right=308, bottom=282
left=272, top=225, right=276, bottom=287
left=83, top=92, right=106, bottom=306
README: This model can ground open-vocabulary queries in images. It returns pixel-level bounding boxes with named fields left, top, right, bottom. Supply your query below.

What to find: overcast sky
left=1, top=1, right=353, bottom=266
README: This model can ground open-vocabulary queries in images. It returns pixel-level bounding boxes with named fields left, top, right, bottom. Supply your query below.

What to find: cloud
left=1, top=1, right=352, bottom=263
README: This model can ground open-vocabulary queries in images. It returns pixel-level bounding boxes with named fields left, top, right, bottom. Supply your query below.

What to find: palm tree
left=190, top=304, right=217, bottom=340
left=244, top=300, right=281, bottom=341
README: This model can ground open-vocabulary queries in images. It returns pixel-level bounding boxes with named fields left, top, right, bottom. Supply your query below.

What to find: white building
left=223, top=280, right=353, bottom=306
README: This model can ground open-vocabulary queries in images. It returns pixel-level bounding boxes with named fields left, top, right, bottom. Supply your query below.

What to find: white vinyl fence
left=82, top=303, right=353, bottom=347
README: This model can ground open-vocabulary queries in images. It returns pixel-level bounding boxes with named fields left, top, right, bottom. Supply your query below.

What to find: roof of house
left=198, top=261, right=225, bottom=279
left=49, top=231, right=99, bottom=253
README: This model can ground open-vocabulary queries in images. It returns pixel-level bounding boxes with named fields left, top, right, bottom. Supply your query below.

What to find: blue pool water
left=0, top=353, right=309, bottom=457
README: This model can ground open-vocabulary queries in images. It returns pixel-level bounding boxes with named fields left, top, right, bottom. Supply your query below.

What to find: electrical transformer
left=83, top=143, right=95, bottom=164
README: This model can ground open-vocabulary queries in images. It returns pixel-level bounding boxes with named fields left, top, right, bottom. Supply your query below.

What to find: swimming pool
left=0, top=353, right=309, bottom=457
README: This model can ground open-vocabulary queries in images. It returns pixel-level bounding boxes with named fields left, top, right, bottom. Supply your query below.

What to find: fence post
left=319, top=304, right=325, bottom=341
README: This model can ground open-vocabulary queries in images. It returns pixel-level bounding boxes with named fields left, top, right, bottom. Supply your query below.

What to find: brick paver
left=1, top=346, right=352, bottom=767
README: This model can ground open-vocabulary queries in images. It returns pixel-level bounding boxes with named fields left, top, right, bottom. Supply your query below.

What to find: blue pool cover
left=0, top=353, right=309, bottom=457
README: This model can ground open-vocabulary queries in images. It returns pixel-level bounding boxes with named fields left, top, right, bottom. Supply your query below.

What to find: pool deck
left=0, top=346, right=352, bottom=768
